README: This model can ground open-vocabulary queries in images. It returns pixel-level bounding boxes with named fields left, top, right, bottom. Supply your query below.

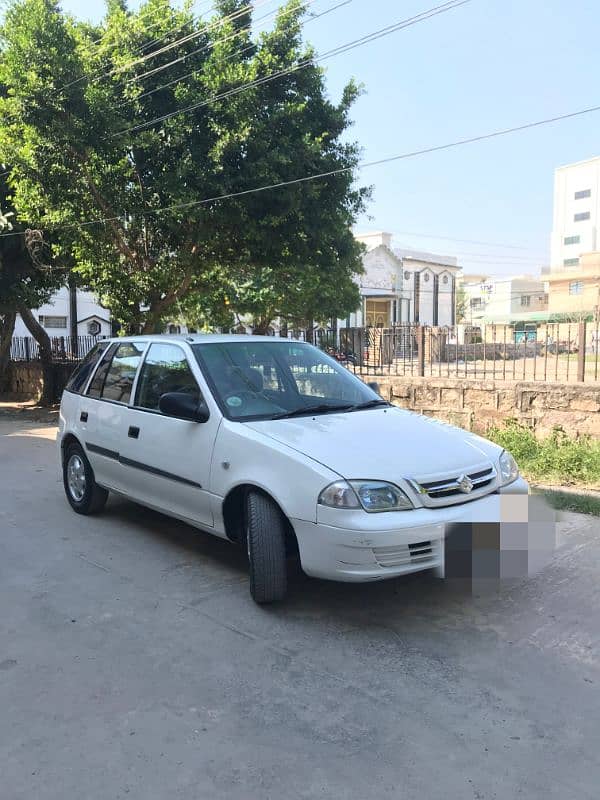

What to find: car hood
left=245, top=407, right=501, bottom=482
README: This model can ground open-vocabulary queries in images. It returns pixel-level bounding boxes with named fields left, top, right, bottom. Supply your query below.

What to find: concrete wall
left=373, top=375, right=600, bottom=439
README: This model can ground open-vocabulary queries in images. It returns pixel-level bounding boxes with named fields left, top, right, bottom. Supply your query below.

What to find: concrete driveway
left=1, top=419, right=599, bottom=799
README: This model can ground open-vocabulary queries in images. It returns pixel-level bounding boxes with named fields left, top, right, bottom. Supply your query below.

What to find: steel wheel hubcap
left=67, top=454, right=86, bottom=502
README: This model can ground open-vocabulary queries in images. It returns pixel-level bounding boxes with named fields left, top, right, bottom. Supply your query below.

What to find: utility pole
left=68, top=272, right=78, bottom=358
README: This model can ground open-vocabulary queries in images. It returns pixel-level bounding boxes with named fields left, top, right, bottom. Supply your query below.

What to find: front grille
left=409, top=464, right=497, bottom=507
left=373, top=540, right=437, bottom=569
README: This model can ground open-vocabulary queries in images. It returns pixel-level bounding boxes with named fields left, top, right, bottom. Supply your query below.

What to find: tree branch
left=67, top=146, right=141, bottom=266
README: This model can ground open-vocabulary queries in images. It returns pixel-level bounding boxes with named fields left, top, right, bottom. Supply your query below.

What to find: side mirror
left=159, top=392, right=210, bottom=423
left=367, top=381, right=380, bottom=396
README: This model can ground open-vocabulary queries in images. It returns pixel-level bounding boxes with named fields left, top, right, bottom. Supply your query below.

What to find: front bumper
left=291, top=477, right=530, bottom=582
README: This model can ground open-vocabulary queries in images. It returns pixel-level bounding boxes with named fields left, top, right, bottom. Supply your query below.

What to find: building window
left=574, top=189, right=591, bottom=200
left=574, top=212, right=590, bottom=222
left=167, top=324, right=181, bottom=334
left=563, top=258, right=580, bottom=267
left=442, top=274, right=449, bottom=285
left=423, top=272, right=430, bottom=282
left=39, top=315, right=67, bottom=329
left=403, top=271, right=411, bottom=280
left=470, top=298, right=482, bottom=308
left=520, top=295, right=531, bottom=307
left=564, top=235, right=580, bottom=245
left=87, top=320, right=102, bottom=336
left=569, top=281, right=584, bottom=295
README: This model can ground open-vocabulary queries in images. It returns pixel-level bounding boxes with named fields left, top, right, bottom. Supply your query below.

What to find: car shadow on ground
left=101, top=493, right=484, bottom=620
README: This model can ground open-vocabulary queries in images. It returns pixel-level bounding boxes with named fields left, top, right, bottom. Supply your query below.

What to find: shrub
left=486, top=420, right=600, bottom=487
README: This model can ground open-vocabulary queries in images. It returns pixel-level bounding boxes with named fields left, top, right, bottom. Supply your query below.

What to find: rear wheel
left=63, top=441, right=108, bottom=515
left=246, top=491, right=288, bottom=604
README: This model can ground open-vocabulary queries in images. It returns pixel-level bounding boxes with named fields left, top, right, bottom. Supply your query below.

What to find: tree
left=0, top=0, right=367, bottom=333
left=455, top=283, right=467, bottom=323
left=0, top=175, right=63, bottom=404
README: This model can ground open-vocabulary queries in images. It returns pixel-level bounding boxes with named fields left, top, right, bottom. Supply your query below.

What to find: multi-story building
left=13, top=287, right=112, bottom=339
left=550, top=155, right=600, bottom=272
left=346, top=232, right=461, bottom=327
left=546, top=251, right=600, bottom=318
left=546, top=156, right=600, bottom=319
left=460, top=274, right=548, bottom=324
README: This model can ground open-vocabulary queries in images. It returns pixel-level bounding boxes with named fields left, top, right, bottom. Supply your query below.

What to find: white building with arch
left=344, top=232, right=460, bottom=327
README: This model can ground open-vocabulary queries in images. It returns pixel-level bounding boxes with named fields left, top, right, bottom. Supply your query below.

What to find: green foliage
left=0, top=0, right=368, bottom=331
left=486, top=419, right=600, bottom=488
left=455, top=283, right=467, bottom=323
left=0, top=174, right=62, bottom=312
left=541, top=489, right=600, bottom=517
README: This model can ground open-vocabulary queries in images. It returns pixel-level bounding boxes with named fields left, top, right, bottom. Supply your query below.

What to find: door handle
left=128, top=426, right=140, bottom=439
left=80, top=411, right=88, bottom=422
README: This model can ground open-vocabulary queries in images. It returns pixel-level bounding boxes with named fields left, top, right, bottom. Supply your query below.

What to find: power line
left=86, top=0, right=217, bottom=49
left=122, top=0, right=349, bottom=106
left=381, top=229, right=544, bottom=253
left=123, top=0, right=319, bottom=88
left=2, top=103, right=598, bottom=240
left=113, top=0, right=469, bottom=137
left=55, top=0, right=272, bottom=95
left=100, top=0, right=274, bottom=80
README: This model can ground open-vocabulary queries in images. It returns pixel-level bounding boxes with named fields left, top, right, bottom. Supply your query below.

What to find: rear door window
left=65, top=341, right=109, bottom=394
left=100, top=342, right=145, bottom=404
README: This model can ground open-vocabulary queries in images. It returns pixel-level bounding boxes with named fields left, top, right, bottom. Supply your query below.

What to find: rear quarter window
left=64, top=342, right=109, bottom=394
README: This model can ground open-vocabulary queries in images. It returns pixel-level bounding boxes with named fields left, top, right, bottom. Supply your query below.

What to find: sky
left=57, top=0, right=600, bottom=276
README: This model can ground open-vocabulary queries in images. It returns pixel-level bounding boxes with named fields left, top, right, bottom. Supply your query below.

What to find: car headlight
left=318, top=480, right=413, bottom=512
left=498, top=450, right=519, bottom=485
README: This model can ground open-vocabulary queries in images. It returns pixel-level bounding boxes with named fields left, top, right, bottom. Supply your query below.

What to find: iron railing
left=292, top=322, right=600, bottom=384
left=9, top=323, right=600, bottom=383
left=10, top=335, right=104, bottom=363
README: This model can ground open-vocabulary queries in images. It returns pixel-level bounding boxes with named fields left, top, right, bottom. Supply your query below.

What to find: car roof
left=102, top=333, right=311, bottom=345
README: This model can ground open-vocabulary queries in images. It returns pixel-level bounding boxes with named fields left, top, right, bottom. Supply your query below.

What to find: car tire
left=63, top=441, right=109, bottom=515
left=246, top=491, right=288, bottom=604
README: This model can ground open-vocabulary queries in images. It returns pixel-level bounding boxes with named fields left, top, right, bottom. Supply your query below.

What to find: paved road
left=1, top=419, right=599, bottom=799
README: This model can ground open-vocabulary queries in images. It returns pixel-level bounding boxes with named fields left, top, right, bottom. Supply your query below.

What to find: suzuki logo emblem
left=457, top=474, right=474, bottom=493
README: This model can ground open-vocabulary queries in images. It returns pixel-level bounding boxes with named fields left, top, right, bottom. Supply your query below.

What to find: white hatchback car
left=58, top=334, right=528, bottom=603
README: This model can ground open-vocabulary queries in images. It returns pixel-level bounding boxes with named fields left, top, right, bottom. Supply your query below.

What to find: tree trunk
left=18, top=305, right=55, bottom=406
left=0, top=311, right=16, bottom=393
left=252, top=316, right=272, bottom=335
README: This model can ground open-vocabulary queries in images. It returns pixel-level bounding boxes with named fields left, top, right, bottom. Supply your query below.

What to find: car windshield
left=192, top=340, right=384, bottom=421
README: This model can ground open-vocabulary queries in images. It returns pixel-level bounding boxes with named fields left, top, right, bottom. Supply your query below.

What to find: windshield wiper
left=270, top=402, right=355, bottom=420
left=346, top=399, right=390, bottom=412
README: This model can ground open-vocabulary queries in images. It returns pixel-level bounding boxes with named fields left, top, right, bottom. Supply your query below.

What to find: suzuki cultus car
left=58, top=335, right=527, bottom=603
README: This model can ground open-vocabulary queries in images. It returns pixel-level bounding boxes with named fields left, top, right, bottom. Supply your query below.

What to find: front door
left=117, top=341, right=220, bottom=528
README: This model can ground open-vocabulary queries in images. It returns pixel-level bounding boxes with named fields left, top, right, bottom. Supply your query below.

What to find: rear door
left=117, top=341, right=220, bottom=528
left=82, top=341, right=146, bottom=490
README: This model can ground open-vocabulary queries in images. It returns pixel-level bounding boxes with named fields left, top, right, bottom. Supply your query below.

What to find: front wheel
left=246, top=491, right=288, bottom=604
left=63, top=441, right=109, bottom=515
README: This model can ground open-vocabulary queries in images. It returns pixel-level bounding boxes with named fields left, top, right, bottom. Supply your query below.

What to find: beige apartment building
left=546, top=251, right=600, bottom=318
left=547, top=156, right=600, bottom=319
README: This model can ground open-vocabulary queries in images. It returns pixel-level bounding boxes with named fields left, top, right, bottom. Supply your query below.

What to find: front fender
left=210, top=420, right=341, bottom=523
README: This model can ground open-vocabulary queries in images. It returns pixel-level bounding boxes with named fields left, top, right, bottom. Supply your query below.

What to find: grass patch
left=540, top=489, right=600, bottom=517
left=486, top=419, right=600, bottom=489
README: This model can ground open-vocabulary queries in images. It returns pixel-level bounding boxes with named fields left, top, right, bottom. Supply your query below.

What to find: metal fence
left=301, top=321, right=600, bottom=384
left=9, top=323, right=600, bottom=383
left=10, top=335, right=103, bottom=363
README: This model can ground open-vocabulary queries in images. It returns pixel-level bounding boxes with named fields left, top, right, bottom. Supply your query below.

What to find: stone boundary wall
left=3, top=362, right=75, bottom=404
left=5, top=363, right=599, bottom=439
left=371, top=376, right=600, bottom=439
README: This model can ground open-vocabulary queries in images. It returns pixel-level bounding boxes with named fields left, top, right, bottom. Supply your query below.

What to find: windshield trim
left=191, top=339, right=379, bottom=423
